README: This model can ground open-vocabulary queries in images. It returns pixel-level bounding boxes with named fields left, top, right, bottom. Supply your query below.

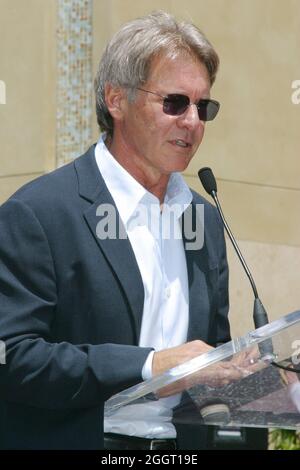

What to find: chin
left=164, top=165, right=189, bottom=175
left=170, top=158, right=191, bottom=173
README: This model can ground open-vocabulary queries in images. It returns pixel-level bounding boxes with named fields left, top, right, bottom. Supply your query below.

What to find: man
left=0, top=11, right=230, bottom=450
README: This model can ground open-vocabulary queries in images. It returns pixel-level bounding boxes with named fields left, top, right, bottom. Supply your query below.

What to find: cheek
left=136, top=108, right=157, bottom=134
left=196, top=125, right=205, bottom=143
left=142, top=115, right=168, bottom=143
left=156, top=116, right=179, bottom=138
left=128, top=113, right=151, bottom=144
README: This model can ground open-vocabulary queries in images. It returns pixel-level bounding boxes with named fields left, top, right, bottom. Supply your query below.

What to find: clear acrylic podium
left=105, top=310, right=300, bottom=433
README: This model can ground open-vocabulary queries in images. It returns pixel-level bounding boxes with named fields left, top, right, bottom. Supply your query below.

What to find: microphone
left=196, top=169, right=300, bottom=438
left=198, top=167, right=269, bottom=329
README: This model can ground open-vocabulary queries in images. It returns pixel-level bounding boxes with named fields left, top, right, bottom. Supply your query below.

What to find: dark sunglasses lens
left=163, top=94, right=190, bottom=115
left=197, top=99, right=220, bottom=121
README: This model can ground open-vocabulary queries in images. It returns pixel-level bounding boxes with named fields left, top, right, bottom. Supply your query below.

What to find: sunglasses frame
left=136, top=87, right=220, bottom=122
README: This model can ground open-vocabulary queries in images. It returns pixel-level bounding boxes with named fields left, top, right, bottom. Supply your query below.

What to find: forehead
left=146, top=51, right=211, bottom=94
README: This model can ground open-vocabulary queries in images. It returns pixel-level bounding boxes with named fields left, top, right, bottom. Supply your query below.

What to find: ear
left=104, top=83, right=127, bottom=123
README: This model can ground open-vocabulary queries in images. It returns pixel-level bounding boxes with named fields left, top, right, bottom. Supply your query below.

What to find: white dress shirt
left=95, top=135, right=192, bottom=438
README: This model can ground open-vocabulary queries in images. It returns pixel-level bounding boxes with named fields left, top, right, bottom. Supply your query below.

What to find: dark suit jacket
left=0, top=145, right=230, bottom=449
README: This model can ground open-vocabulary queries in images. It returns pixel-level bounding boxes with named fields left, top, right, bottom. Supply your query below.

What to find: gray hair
left=94, top=11, right=219, bottom=136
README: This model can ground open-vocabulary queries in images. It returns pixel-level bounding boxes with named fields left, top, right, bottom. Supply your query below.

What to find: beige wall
left=226, top=238, right=300, bottom=337
left=0, top=0, right=56, bottom=197
left=0, top=0, right=299, bottom=337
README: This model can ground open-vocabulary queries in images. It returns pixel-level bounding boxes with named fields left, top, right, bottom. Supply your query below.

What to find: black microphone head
left=198, top=167, right=217, bottom=195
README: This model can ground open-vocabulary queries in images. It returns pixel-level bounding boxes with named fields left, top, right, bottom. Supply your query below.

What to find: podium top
left=105, top=310, right=300, bottom=430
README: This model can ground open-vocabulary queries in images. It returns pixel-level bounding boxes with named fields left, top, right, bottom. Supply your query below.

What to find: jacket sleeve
left=0, top=198, right=152, bottom=410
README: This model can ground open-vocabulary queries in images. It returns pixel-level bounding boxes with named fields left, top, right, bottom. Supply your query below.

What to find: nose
left=177, top=103, right=202, bottom=130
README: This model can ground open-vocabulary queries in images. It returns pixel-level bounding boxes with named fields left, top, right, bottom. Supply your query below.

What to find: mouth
left=169, top=139, right=191, bottom=149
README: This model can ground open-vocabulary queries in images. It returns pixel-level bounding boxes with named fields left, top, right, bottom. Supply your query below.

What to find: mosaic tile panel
left=56, top=0, right=93, bottom=166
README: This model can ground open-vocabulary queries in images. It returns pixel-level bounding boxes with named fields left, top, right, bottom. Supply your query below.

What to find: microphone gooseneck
left=198, top=167, right=269, bottom=329
left=198, top=168, right=300, bottom=374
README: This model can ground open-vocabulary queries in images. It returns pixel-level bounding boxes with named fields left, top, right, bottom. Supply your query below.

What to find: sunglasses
left=137, top=87, right=220, bottom=121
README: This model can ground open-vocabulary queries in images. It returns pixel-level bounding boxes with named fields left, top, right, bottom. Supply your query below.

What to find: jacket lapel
left=74, top=146, right=144, bottom=341
left=182, top=201, right=217, bottom=343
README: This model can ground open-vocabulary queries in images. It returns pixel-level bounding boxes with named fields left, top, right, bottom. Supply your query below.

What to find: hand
left=152, top=340, right=213, bottom=377
left=155, top=345, right=264, bottom=398
left=156, top=361, right=242, bottom=398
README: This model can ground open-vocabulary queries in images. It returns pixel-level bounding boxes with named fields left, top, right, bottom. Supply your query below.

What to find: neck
left=106, top=134, right=170, bottom=204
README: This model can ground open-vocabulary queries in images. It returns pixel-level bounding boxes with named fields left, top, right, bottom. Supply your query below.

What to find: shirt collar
left=95, top=134, right=192, bottom=226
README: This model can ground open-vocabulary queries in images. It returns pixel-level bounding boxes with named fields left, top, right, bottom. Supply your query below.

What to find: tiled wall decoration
left=56, top=0, right=93, bottom=166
